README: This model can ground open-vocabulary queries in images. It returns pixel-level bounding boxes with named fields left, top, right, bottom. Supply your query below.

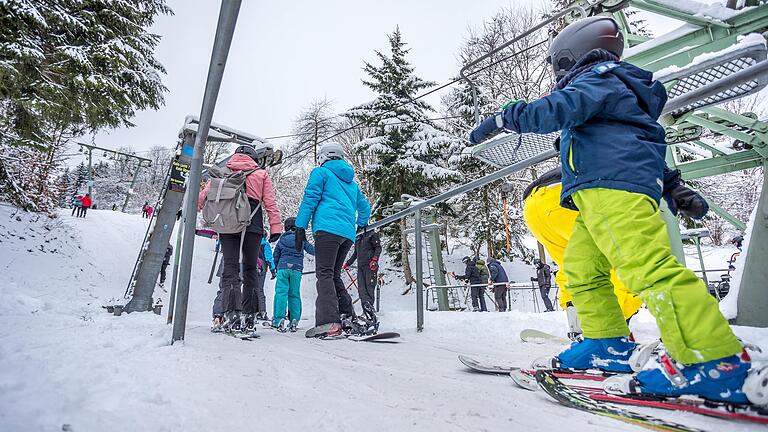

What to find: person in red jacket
left=198, top=144, right=283, bottom=331
left=79, top=194, right=93, bottom=218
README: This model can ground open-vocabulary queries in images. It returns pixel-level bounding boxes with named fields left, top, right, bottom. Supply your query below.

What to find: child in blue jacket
left=469, top=16, right=755, bottom=404
left=271, top=217, right=314, bottom=332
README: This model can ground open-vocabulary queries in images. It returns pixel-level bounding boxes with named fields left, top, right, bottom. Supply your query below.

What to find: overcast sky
left=89, top=0, right=683, bottom=161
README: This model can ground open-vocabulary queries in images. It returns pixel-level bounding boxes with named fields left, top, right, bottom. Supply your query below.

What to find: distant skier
left=453, top=256, right=487, bottom=312
left=79, top=194, right=92, bottom=218
left=141, top=202, right=150, bottom=218
left=532, top=259, right=555, bottom=312
left=271, top=217, right=315, bottom=332
left=487, top=257, right=509, bottom=312
left=295, top=142, right=371, bottom=339
left=198, top=143, right=282, bottom=333
left=71, top=194, right=83, bottom=216
left=343, top=227, right=382, bottom=311
left=158, top=244, right=173, bottom=287
left=469, top=16, right=760, bottom=404
left=146, top=205, right=153, bottom=218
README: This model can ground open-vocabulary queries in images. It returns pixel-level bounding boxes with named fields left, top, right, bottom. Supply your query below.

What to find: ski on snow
left=535, top=370, right=705, bottom=432
left=459, top=355, right=768, bottom=426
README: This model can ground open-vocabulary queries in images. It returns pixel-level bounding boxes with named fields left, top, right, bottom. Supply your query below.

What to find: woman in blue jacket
left=295, top=142, right=371, bottom=338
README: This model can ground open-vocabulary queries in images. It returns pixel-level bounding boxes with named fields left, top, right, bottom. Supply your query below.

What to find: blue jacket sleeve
left=295, top=168, right=326, bottom=229
left=356, top=188, right=371, bottom=227
left=304, top=241, right=315, bottom=256
left=273, top=241, right=282, bottom=269
left=263, top=242, right=275, bottom=269
left=501, top=73, right=615, bottom=134
left=489, top=263, right=499, bottom=283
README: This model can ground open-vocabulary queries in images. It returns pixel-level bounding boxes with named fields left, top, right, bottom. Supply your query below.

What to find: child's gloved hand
left=663, top=184, right=709, bottom=219
left=270, top=269, right=277, bottom=280
left=294, top=228, right=306, bottom=251
left=468, top=113, right=504, bottom=144
left=662, top=169, right=708, bottom=219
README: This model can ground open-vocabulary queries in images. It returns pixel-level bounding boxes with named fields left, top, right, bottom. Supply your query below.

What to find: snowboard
left=536, top=370, right=768, bottom=428
left=535, top=370, right=704, bottom=432
left=520, top=328, right=570, bottom=344
left=347, top=331, right=401, bottom=342
left=317, top=331, right=401, bottom=342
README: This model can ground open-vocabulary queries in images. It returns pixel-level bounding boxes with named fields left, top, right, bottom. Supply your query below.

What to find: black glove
left=662, top=169, right=709, bottom=219
left=268, top=233, right=281, bottom=243
left=294, top=228, right=306, bottom=252
left=270, top=270, right=277, bottom=280
left=553, top=136, right=561, bottom=152
left=469, top=113, right=504, bottom=144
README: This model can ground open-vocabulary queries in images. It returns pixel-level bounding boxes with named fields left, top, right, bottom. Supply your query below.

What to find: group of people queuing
left=70, top=193, right=93, bottom=218
left=451, top=256, right=510, bottom=312
left=197, top=141, right=375, bottom=339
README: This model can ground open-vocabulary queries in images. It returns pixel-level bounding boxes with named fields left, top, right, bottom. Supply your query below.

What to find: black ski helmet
left=547, top=16, right=625, bottom=79
left=284, top=217, right=296, bottom=231
left=235, top=142, right=273, bottom=167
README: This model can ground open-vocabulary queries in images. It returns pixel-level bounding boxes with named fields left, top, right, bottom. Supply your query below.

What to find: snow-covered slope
left=0, top=206, right=765, bottom=432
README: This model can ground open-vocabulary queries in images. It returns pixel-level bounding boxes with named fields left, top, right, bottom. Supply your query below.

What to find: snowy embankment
left=0, top=206, right=765, bottom=432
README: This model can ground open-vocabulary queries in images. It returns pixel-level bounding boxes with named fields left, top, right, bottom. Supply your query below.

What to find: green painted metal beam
left=684, top=114, right=761, bottom=147
left=624, top=2, right=768, bottom=71
left=701, top=191, right=748, bottom=231
left=677, top=149, right=764, bottom=179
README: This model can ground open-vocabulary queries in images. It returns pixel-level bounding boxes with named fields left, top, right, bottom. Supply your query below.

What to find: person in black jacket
left=454, top=256, right=487, bottom=312
left=532, top=258, right=555, bottom=312
left=159, top=244, right=173, bottom=287
left=487, top=257, right=509, bottom=312
left=344, top=228, right=382, bottom=310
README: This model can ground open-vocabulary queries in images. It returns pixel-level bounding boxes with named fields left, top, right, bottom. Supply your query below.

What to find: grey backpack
left=201, top=166, right=261, bottom=234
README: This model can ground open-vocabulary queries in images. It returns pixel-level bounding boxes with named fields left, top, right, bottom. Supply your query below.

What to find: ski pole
left=207, top=240, right=221, bottom=284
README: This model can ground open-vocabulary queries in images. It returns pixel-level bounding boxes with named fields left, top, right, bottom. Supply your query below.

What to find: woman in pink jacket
left=198, top=144, right=282, bottom=331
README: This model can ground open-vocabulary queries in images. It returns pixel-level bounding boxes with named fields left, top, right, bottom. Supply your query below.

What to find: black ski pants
left=314, top=231, right=354, bottom=326
left=356, top=266, right=377, bottom=308
left=494, top=286, right=508, bottom=312
left=539, top=284, right=555, bottom=311
left=243, top=262, right=268, bottom=315
left=471, top=286, right=487, bottom=311
left=219, top=231, right=262, bottom=314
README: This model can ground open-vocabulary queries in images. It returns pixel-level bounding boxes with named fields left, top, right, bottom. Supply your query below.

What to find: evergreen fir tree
left=345, top=28, right=460, bottom=266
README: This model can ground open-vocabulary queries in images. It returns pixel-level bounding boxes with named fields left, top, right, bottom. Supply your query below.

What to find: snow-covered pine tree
left=0, top=0, right=171, bottom=212
left=345, top=28, right=460, bottom=270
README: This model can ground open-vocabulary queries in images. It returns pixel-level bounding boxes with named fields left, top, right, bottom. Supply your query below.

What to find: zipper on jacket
left=567, top=135, right=577, bottom=175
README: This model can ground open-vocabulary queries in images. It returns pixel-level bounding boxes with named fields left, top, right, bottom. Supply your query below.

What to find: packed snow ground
left=0, top=206, right=765, bottom=432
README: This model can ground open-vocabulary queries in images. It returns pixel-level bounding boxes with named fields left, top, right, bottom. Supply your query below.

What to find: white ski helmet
left=317, top=142, right=345, bottom=165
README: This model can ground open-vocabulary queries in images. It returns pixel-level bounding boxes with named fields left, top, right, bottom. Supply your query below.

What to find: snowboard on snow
left=520, top=328, right=570, bottom=344
left=317, top=331, right=401, bottom=342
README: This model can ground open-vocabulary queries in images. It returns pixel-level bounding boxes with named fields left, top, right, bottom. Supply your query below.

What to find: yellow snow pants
left=523, top=183, right=642, bottom=320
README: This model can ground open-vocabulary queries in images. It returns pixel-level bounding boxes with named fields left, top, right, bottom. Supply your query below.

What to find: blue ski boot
left=533, top=336, right=637, bottom=373
left=604, top=350, right=753, bottom=404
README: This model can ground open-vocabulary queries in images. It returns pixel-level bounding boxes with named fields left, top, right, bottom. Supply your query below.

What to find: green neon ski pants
left=563, top=188, right=742, bottom=364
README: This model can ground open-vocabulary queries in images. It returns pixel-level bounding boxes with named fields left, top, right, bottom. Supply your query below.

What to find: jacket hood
left=321, top=159, right=355, bottom=183
left=610, top=62, right=667, bottom=119
left=277, top=232, right=296, bottom=251
left=227, top=153, right=258, bottom=172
